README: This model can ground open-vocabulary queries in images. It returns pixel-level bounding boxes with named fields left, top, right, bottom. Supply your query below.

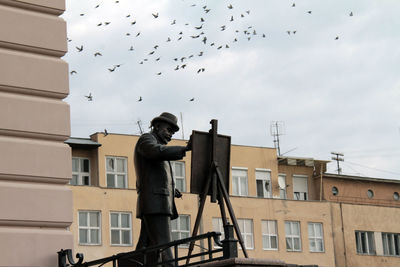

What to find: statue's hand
left=175, top=188, right=182, bottom=198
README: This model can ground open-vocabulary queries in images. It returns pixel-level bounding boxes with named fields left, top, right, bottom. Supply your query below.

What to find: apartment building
left=67, top=132, right=400, bottom=267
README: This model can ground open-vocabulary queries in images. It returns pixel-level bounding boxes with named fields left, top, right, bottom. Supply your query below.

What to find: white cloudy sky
left=62, top=0, right=400, bottom=179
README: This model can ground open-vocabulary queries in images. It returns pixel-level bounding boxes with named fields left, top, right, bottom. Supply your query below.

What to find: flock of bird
left=67, top=1, right=354, bottom=103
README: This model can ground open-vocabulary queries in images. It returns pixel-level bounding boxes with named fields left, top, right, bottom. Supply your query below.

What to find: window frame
left=171, top=215, right=191, bottom=248
left=261, top=220, right=278, bottom=250
left=355, top=230, right=376, bottom=255
left=71, top=157, right=90, bottom=186
left=382, top=232, right=400, bottom=256
left=171, top=161, right=186, bottom=192
left=232, top=167, right=249, bottom=197
left=78, top=210, right=101, bottom=246
left=110, top=212, right=132, bottom=246
left=278, top=174, right=287, bottom=199
left=285, top=221, right=302, bottom=252
left=255, top=169, right=272, bottom=198
left=106, top=156, right=128, bottom=188
left=308, top=222, right=325, bottom=253
left=238, top=218, right=254, bottom=250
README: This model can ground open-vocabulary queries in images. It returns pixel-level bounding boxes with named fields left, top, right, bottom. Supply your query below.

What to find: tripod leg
left=186, top=174, right=212, bottom=264
left=215, top=166, right=249, bottom=258
left=217, top=186, right=228, bottom=227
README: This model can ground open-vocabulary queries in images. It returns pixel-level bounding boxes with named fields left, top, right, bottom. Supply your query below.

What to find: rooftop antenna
left=136, top=119, right=143, bottom=135
left=270, top=121, right=285, bottom=156
left=331, top=152, right=344, bottom=174
left=180, top=112, right=184, bottom=140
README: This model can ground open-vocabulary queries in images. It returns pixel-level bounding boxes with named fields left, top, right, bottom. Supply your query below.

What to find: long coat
left=134, top=132, right=187, bottom=219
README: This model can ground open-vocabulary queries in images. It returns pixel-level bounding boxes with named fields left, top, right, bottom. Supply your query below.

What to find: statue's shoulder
left=138, top=132, right=157, bottom=143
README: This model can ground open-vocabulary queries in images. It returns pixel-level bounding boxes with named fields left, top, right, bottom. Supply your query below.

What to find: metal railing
left=58, top=226, right=238, bottom=267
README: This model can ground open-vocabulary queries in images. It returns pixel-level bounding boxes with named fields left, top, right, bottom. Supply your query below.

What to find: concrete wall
left=0, top=0, right=72, bottom=266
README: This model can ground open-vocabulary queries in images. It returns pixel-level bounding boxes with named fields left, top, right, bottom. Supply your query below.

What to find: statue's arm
left=137, top=134, right=187, bottom=160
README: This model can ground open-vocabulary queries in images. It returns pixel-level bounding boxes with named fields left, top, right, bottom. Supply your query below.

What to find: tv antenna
left=331, top=152, right=344, bottom=174
left=270, top=121, right=285, bottom=156
left=180, top=112, right=184, bottom=140
left=136, top=119, right=143, bottom=134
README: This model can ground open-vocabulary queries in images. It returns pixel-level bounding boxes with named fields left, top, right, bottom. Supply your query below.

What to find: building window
left=256, top=169, right=271, bottom=198
left=382, top=232, right=400, bottom=256
left=308, top=223, right=324, bottom=252
left=238, top=219, right=254, bottom=249
left=171, top=215, right=190, bottom=247
left=212, top=218, right=225, bottom=247
left=232, top=168, right=248, bottom=196
left=110, top=212, right=132, bottom=246
left=278, top=174, right=287, bottom=199
left=106, top=157, right=127, bottom=188
left=293, top=175, right=308, bottom=200
left=171, top=161, right=185, bottom=192
left=285, top=221, right=301, bottom=252
left=332, top=186, right=339, bottom=196
left=394, top=192, right=400, bottom=201
left=367, top=189, right=374, bottom=199
left=355, top=231, right=375, bottom=255
left=71, top=157, right=90, bottom=185
left=78, top=211, right=101, bottom=245
left=262, top=220, right=278, bottom=250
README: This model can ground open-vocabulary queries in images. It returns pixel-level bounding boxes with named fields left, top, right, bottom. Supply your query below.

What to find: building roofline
left=65, top=137, right=101, bottom=149
left=322, top=172, right=400, bottom=184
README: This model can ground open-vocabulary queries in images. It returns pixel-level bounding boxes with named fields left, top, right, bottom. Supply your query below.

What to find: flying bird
left=152, top=12, right=159, bottom=18
left=195, top=25, right=203, bottom=30
left=200, top=17, right=205, bottom=22
left=136, top=32, right=140, bottom=37
left=230, top=16, right=234, bottom=22
left=189, top=98, right=195, bottom=101
left=181, top=64, right=187, bottom=69
left=138, top=96, right=142, bottom=102
left=292, top=3, right=295, bottom=7
left=204, top=9, right=210, bottom=13
left=129, top=46, right=134, bottom=51
left=94, top=52, right=102, bottom=56
left=307, top=11, right=312, bottom=14
left=104, top=129, right=108, bottom=136
left=335, top=36, right=339, bottom=40
left=126, top=14, right=130, bottom=18
left=97, top=23, right=102, bottom=26
left=80, top=13, right=84, bottom=16
left=171, top=20, right=176, bottom=25
left=227, top=4, right=233, bottom=9
left=108, top=66, right=116, bottom=72
left=104, top=22, right=111, bottom=25
left=131, top=20, right=136, bottom=25
left=349, top=11, right=353, bottom=16
left=166, top=37, right=171, bottom=42
left=85, top=93, right=93, bottom=101
left=70, top=70, right=77, bottom=75
left=156, top=72, right=162, bottom=75
left=95, top=4, right=100, bottom=8
left=202, top=36, right=207, bottom=44
left=75, top=45, right=83, bottom=52
left=174, top=65, right=179, bottom=70
left=198, top=51, right=203, bottom=56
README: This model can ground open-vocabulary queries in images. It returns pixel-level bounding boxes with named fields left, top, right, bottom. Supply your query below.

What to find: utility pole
left=180, top=112, right=184, bottom=140
left=270, top=121, right=285, bottom=156
left=136, top=120, right=143, bottom=135
left=331, top=152, right=344, bottom=174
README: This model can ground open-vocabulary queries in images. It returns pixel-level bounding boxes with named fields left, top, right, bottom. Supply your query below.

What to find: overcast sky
left=62, top=0, right=400, bottom=179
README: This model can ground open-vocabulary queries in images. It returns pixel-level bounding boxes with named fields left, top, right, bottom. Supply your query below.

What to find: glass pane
left=308, top=224, right=315, bottom=237
left=72, top=158, right=79, bottom=172
left=232, top=177, right=238, bottom=195
left=286, top=238, right=292, bottom=250
left=240, top=177, right=248, bottom=196
left=71, top=175, right=78, bottom=185
left=256, top=180, right=264, bottom=197
left=117, top=175, right=126, bottom=188
left=106, top=158, right=114, bottom=171
left=180, top=216, right=189, bottom=230
left=79, top=229, right=88, bottom=244
left=293, top=223, right=300, bottom=235
left=244, top=220, right=252, bottom=232
left=116, top=158, right=125, bottom=172
left=262, top=236, right=269, bottom=249
left=111, top=213, right=119, bottom=228
left=121, top=214, right=130, bottom=228
left=107, top=174, right=115, bottom=188
left=367, top=232, right=375, bottom=254
left=79, top=212, right=88, bottom=226
left=90, top=229, right=99, bottom=244
left=176, top=179, right=184, bottom=192
left=89, top=212, right=98, bottom=227
left=317, top=239, right=324, bottom=252
left=285, top=222, right=291, bottom=235
left=122, top=230, right=131, bottom=244
left=111, top=230, right=120, bottom=244
left=293, top=237, right=300, bottom=250
left=83, top=176, right=90, bottom=185
left=261, top=221, right=268, bottom=233
left=246, top=235, right=253, bottom=248
left=171, top=219, right=178, bottom=230
left=181, top=232, right=189, bottom=239
left=269, top=221, right=276, bottom=234
left=175, top=162, right=184, bottom=177
left=271, top=236, right=277, bottom=249
left=82, top=159, right=89, bottom=172
left=315, top=223, right=322, bottom=237
left=309, top=239, right=316, bottom=252
left=172, top=232, right=179, bottom=241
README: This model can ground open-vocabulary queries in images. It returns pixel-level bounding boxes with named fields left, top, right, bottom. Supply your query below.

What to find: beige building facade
left=67, top=133, right=400, bottom=267
left=0, top=0, right=72, bottom=266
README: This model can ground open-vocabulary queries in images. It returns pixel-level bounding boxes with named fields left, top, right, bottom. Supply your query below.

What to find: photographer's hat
left=151, top=112, right=179, bottom=132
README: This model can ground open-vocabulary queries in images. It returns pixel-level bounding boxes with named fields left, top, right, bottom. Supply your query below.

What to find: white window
left=232, top=168, right=248, bottom=196
left=278, top=174, right=287, bottom=199
left=212, top=218, right=225, bottom=247
left=285, top=221, right=301, bottom=251
left=238, top=219, right=254, bottom=249
left=382, top=232, right=400, bottom=256
left=71, top=157, right=90, bottom=185
left=78, top=211, right=101, bottom=245
left=262, top=220, right=278, bottom=250
left=293, top=175, right=308, bottom=200
left=171, top=161, right=185, bottom=192
left=110, top=212, right=132, bottom=246
left=256, top=169, right=271, bottom=198
left=106, top=157, right=127, bottom=188
left=355, top=231, right=375, bottom=255
left=308, top=223, right=324, bottom=252
left=171, top=215, right=190, bottom=247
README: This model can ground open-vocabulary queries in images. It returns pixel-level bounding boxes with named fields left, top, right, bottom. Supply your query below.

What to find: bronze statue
left=134, top=112, right=191, bottom=266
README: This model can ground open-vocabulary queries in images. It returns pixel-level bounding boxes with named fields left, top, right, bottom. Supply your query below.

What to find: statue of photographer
left=134, top=112, right=191, bottom=266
